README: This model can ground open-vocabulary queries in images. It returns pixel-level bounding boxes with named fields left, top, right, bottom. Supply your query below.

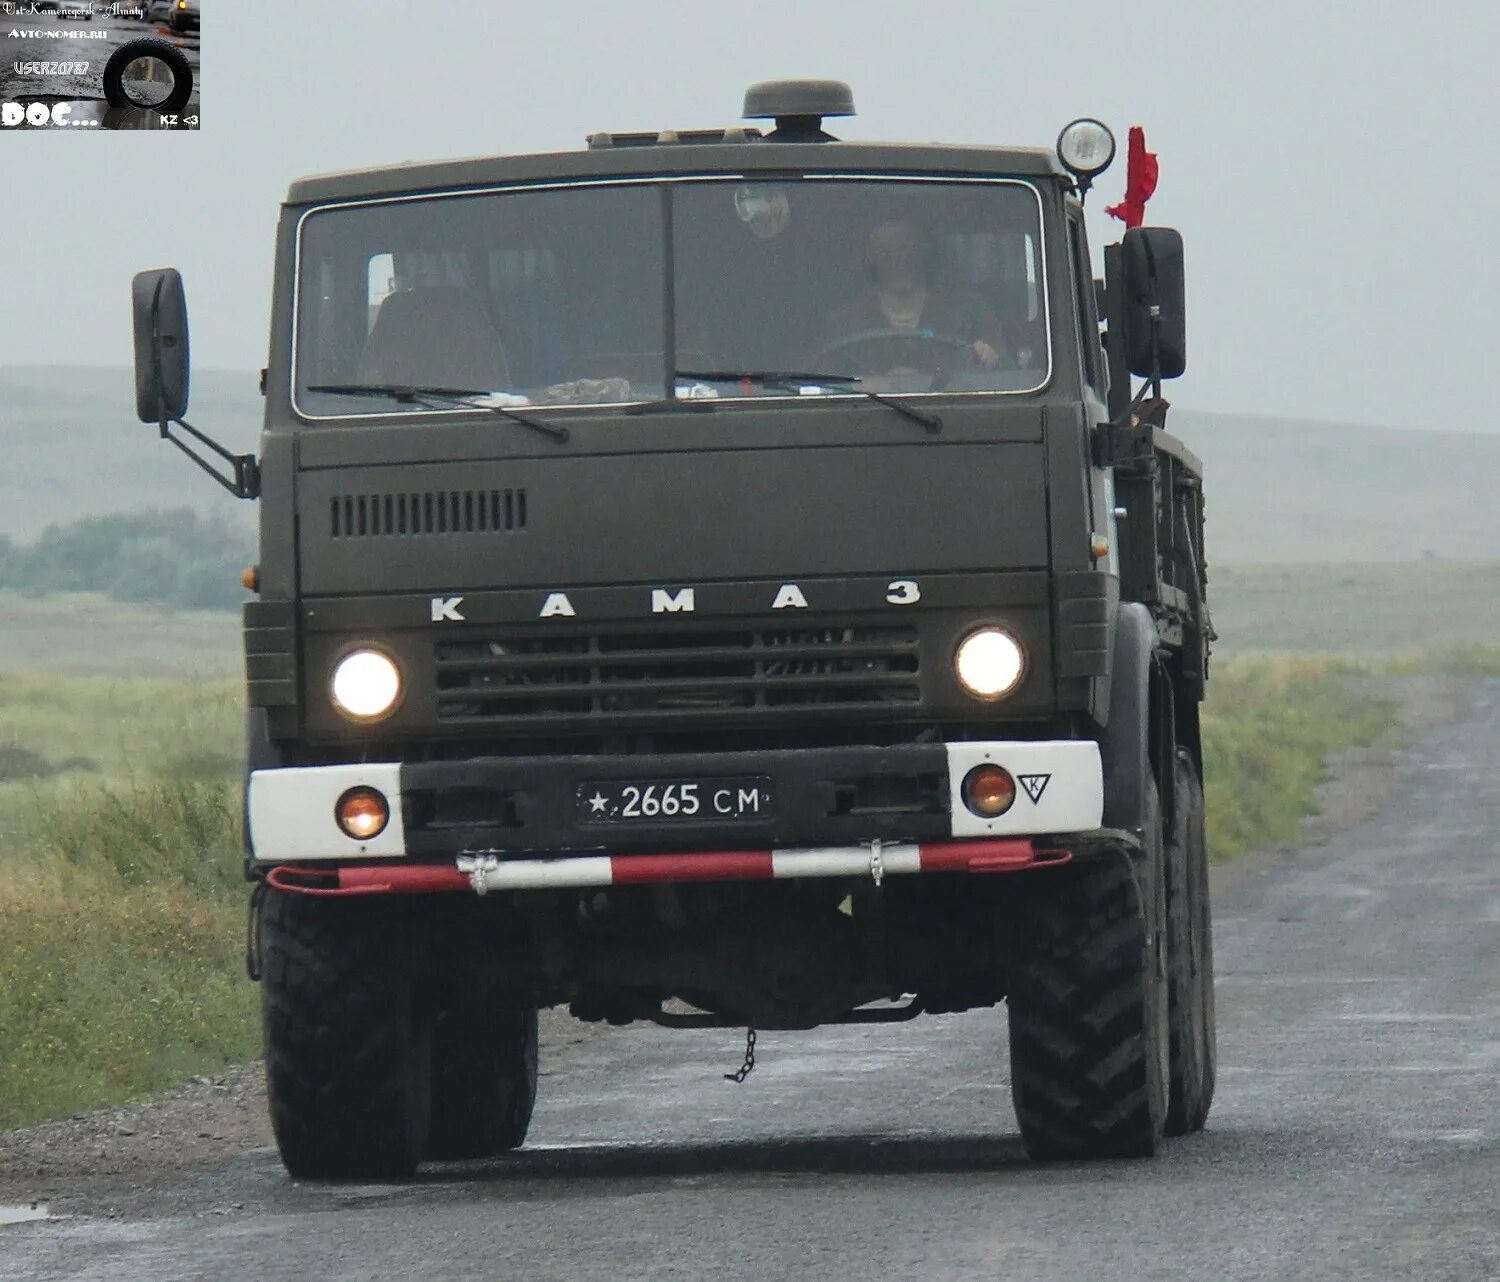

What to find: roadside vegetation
left=0, top=509, right=253, bottom=612
left=1198, top=659, right=1395, bottom=858
left=0, top=673, right=251, bottom=1128
left=2, top=575, right=1496, bottom=1127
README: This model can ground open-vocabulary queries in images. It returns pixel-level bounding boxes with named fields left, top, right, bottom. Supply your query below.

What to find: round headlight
left=1056, top=117, right=1116, bottom=180
left=330, top=648, right=403, bottom=722
left=954, top=628, right=1025, bottom=700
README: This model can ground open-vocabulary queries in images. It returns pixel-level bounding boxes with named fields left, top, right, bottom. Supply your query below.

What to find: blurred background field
left=1, top=558, right=1495, bottom=1127
left=1212, top=561, right=1500, bottom=655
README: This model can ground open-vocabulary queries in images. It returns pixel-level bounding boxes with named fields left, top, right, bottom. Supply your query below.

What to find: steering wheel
left=812, top=328, right=976, bottom=383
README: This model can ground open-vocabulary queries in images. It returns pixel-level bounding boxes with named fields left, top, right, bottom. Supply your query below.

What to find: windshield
left=293, top=177, right=1048, bottom=418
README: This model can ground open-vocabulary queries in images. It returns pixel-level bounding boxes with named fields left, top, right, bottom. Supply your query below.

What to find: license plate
left=576, top=777, right=773, bottom=824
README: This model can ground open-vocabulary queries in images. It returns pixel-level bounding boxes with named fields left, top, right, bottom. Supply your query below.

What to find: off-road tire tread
left=260, top=890, right=427, bottom=1179
left=1179, top=754, right=1216, bottom=1131
left=1007, top=788, right=1167, bottom=1161
left=1165, top=751, right=1209, bottom=1134
left=427, top=1003, right=539, bottom=1160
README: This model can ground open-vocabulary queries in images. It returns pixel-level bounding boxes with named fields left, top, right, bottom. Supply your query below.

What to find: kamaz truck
left=129, top=80, right=1215, bottom=1177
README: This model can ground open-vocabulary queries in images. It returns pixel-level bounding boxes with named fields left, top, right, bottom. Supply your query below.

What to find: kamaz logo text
left=426, top=580, right=924, bottom=624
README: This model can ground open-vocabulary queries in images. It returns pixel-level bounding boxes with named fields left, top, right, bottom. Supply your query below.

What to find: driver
left=821, top=219, right=1007, bottom=377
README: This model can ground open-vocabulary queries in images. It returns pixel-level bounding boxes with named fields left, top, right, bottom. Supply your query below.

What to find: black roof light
left=743, top=79, right=854, bottom=142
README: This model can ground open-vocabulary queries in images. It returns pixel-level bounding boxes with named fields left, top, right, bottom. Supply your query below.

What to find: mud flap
left=1100, top=602, right=1156, bottom=833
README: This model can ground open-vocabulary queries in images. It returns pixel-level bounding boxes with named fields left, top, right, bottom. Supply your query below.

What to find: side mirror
left=132, top=267, right=191, bottom=423
left=127, top=268, right=259, bottom=500
left=1120, top=227, right=1185, bottom=380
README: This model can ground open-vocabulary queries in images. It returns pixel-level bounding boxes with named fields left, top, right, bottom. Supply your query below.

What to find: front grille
left=330, top=488, right=526, bottom=539
left=434, top=623, right=920, bottom=727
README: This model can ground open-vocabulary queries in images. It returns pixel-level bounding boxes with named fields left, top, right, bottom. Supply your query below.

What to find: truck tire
left=1007, top=779, right=1169, bottom=1160
left=426, top=1001, right=538, bottom=1160
left=1165, top=751, right=1216, bottom=1134
left=260, top=889, right=431, bottom=1179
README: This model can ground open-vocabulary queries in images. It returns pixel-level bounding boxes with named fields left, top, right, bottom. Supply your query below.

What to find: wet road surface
left=4, top=685, right=1499, bottom=1279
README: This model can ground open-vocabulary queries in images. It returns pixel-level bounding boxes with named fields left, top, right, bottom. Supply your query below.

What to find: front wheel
left=1006, top=780, right=1169, bottom=1160
left=259, top=889, right=431, bottom=1179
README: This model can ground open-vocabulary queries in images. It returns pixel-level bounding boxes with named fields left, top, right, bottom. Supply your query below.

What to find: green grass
left=0, top=887, right=257, bottom=1129
left=0, top=772, right=256, bottom=1129
left=1200, top=658, right=1398, bottom=859
left=0, top=651, right=253, bottom=1128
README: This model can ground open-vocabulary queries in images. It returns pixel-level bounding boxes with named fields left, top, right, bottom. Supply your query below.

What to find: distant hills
left=1169, top=408, right=1495, bottom=565
left=1, top=365, right=261, bottom=541
left=2, top=365, right=1491, bottom=563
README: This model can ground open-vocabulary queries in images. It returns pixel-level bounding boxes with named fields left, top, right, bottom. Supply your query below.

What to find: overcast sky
left=3, top=0, right=1494, bottom=431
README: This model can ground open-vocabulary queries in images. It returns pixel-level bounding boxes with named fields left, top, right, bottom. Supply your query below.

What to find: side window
left=1068, top=215, right=1105, bottom=394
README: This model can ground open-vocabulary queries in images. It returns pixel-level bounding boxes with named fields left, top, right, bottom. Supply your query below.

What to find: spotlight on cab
left=1055, top=118, right=1116, bottom=199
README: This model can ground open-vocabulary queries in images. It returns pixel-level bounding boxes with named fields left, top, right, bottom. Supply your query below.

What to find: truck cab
left=130, top=81, right=1214, bottom=1178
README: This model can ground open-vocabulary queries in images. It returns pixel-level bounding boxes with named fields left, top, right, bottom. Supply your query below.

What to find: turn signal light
left=336, top=787, right=390, bottom=841
left=961, top=764, right=1016, bottom=818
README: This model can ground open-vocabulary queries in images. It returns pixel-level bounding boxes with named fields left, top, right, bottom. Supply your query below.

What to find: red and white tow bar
left=265, top=838, right=1071, bottom=897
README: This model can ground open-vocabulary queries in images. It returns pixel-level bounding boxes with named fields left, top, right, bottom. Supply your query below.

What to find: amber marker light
left=962, top=764, right=1017, bottom=818
left=241, top=565, right=260, bottom=592
left=336, top=787, right=390, bottom=841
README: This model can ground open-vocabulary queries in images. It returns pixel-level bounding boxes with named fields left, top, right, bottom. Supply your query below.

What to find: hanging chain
left=724, top=1027, right=757, bottom=1083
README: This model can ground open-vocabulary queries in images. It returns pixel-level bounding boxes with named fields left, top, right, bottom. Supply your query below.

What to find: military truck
left=129, top=80, right=1214, bottom=1177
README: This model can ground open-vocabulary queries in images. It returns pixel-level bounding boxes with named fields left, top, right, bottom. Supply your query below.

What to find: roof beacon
left=743, top=79, right=854, bottom=142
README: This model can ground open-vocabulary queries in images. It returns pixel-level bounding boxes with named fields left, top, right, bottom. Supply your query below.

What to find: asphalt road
left=0, top=5, right=199, bottom=128
left=5, top=686, right=1499, bottom=1280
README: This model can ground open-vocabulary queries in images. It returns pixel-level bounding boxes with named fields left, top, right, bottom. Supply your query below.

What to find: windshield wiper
left=306, top=383, right=569, bottom=443
left=676, top=370, right=942, bottom=435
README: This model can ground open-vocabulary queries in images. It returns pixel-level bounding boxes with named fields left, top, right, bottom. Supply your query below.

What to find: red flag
left=1105, top=126, right=1159, bottom=229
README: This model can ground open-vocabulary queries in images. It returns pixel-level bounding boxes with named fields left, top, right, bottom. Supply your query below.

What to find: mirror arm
left=146, top=274, right=258, bottom=499
left=158, top=415, right=261, bottom=499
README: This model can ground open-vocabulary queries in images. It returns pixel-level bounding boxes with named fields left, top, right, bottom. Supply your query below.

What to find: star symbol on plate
left=588, top=792, right=609, bottom=814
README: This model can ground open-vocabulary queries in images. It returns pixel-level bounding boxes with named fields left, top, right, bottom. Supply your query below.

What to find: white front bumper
left=247, top=761, right=408, bottom=862
left=246, top=739, right=1103, bottom=863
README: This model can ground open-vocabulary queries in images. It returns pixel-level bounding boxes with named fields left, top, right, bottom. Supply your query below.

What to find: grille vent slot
left=330, top=489, right=526, bottom=538
left=433, top=623, right=921, bottom=727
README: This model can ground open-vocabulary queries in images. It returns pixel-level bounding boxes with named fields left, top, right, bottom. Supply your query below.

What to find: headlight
left=953, top=627, right=1025, bottom=700
left=330, top=648, right=403, bottom=722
